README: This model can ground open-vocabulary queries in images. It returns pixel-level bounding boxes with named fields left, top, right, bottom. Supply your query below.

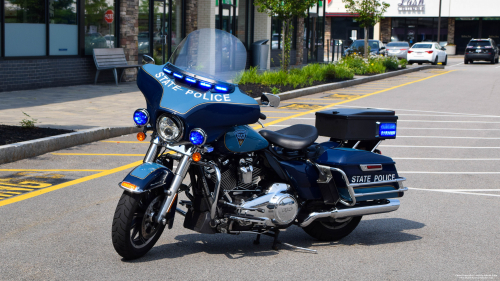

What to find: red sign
left=104, top=10, right=114, bottom=24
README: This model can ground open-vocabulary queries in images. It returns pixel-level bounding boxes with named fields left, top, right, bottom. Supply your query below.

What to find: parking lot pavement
left=1, top=58, right=499, bottom=280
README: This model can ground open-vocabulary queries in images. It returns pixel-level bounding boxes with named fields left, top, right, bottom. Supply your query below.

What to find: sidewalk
left=0, top=82, right=145, bottom=130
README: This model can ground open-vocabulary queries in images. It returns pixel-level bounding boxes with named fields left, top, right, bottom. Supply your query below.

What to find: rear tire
left=432, top=56, right=438, bottom=65
left=464, top=59, right=469, bottom=64
left=112, top=191, right=166, bottom=260
left=496, top=57, right=499, bottom=63
left=302, top=216, right=362, bottom=241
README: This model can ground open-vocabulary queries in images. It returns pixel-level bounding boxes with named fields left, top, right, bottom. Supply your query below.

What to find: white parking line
left=393, top=158, right=500, bottom=160
left=400, top=120, right=500, bottom=124
left=397, top=114, right=500, bottom=118
left=398, top=127, right=500, bottom=131
left=409, top=187, right=500, bottom=197
left=401, top=171, right=500, bottom=174
left=448, top=62, right=464, bottom=67
left=397, top=136, right=500, bottom=140
left=336, top=105, right=500, bottom=118
left=381, top=145, right=500, bottom=149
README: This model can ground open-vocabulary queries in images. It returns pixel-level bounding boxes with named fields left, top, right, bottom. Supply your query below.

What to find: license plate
left=389, top=50, right=397, bottom=53
left=476, top=49, right=481, bottom=53
left=415, top=52, right=423, bottom=56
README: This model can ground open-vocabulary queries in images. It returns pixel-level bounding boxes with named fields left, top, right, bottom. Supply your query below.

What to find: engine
left=204, top=155, right=299, bottom=229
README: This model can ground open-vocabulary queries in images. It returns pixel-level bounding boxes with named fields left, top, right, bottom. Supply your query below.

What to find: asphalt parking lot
left=0, top=57, right=499, bottom=280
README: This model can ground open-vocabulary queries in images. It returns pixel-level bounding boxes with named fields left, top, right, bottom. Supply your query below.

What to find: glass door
left=153, top=0, right=168, bottom=64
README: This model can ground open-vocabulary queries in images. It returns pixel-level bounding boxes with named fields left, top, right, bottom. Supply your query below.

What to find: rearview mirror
left=261, top=93, right=280, bottom=107
left=142, top=55, right=155, bottom=65
left=441, top=47, right=446, bottom=51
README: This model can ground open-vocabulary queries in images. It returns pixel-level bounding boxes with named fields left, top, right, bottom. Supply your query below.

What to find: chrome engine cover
left=238, top=183, right=298, bottom=226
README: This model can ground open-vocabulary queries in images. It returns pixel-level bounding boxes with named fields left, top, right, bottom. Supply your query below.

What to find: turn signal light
left=121, top=181, right=137, bottom=190
left=137, top=132, right=146, bottom=141
left=192, top=152, right=202, bottom=162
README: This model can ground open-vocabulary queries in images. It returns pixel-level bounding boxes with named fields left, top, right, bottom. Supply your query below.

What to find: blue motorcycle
left=111, top=28, right=407, bottom=259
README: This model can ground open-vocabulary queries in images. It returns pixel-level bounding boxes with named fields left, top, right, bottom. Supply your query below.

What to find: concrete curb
left=256, top=65, right=445, bottom=102
left=0, top=126, right=141, bottom=165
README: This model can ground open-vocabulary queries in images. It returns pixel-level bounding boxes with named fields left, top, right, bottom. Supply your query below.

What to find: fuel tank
left=137, top=64, right=260, bottom=143
left=215, top=125, right=269, bottom=154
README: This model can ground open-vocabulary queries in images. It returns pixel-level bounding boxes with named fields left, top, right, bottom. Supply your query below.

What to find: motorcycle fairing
left=121, top=162, right=174, bottom=193
left=222, top=125, right=269, bottom=153
left=137, top=64, right=260, bottom=143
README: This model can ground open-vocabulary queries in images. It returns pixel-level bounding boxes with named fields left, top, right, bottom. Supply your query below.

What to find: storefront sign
left=398, top=0, right=425, bottom=12
left=104, top=10, right=114, bottom=24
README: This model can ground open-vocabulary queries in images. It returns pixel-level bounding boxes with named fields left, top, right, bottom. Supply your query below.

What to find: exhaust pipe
left=300, top=199, right=400, bottom=227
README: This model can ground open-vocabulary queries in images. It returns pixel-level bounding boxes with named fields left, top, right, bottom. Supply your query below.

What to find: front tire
left=112, top=191, right=166, bottom=259
left=302, top=216, right=362, bottom=241
left=443, top=55, right=447, bottom=65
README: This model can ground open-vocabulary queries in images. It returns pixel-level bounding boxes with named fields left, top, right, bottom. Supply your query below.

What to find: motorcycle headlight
left=156, top=114, right=184, bottom=142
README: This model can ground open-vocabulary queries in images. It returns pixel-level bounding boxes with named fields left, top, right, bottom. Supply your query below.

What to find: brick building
left=0, top=0, right=326, bottom=92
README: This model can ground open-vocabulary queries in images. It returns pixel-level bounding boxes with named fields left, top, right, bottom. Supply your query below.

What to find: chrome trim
left=371, top=140, right=382, bottom=152
left=165, top=143, right=193, bottom=156
left=316, top=165, right=356, bottom=207
left=355, top=186, right=408, bottom=197
left=156, top=154, right=192, bottom=223
left=144, top=137, right=161, bottom=163
left=300, top=199, right=401, bottom=227
left=210, top=164, right=222, bottom=220
left=352, top=141, right=361, bottom=149
left=189, top=128, right=207, bottom=146
left=360, top=164, right=382, bottom=171
left=134, top=108, right=150, bottom=127
left=229, top=215, right=274, bottom=227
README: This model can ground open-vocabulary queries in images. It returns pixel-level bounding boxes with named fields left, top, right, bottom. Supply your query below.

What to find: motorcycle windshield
left=168, top=28, right=247, bottom=83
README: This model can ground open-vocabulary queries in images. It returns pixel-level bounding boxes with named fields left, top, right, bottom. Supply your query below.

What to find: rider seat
left=259, top=124, right=318, bottom=151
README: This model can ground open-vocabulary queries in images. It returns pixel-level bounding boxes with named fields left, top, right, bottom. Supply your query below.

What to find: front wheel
left=112, top=191, right=166, bottom=259
left=302, top=216, right=362, bottom=241
left=443, top=56, right=447, bottom=65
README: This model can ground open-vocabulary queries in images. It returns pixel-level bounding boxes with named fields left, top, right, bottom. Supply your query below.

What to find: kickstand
left=272, top=229, right=280, bottom=251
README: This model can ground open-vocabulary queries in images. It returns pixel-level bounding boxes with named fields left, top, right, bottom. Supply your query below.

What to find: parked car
left=407, top=42, right=447, bottom=65
left=464, top=38, right=499, bottom=64
left=386, top=42, right=410, bottom=60
left=344, top=40, right=386, bottom=56
left=104, top=34, right=115, bottom=48
left=271, top=33, right=282, bottom=49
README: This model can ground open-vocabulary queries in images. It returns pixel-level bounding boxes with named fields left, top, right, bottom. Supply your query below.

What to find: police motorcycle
left=111, top=28, right=407, bottom=259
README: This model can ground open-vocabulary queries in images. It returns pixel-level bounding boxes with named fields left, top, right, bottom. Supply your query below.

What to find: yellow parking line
left=254, top=70, right=455, bottom=130
left=100, top=141, right=149, bottom=144
left=281, top=101, right=334, bottom=104
left=0, top=169, right=107, bottom=172
left=0, top=160, right=142, bottom=207
left=52, top=153, right=145, bottom=156
left=261, top=110, right=312, bottom=113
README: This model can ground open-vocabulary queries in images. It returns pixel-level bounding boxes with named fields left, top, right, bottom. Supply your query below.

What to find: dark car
left=344, top=40, right=386, bottom=56
left=464, top=38, right=499, bottom=64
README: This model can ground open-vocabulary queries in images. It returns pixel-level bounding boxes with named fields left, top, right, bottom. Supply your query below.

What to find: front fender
left=119, top=162, right=174, bottom=193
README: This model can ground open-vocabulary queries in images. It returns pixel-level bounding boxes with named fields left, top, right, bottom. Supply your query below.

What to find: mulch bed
left=0, top=125, right=74, bottom=146
left=239, top=78, right=350, bottom=98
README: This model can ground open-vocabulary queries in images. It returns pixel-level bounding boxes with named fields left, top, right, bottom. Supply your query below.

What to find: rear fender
left=119, top=162, right=174, bottom=194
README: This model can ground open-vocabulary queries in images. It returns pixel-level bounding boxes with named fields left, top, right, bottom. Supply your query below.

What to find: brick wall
left=380, top=17, right=391, bottom=43
left=198, top=0, right=216, bottom=29
left=0, top=57, right=116, bottom=92
left=296, top=17, right=305, bottom=65
left=185, top=0, right=198, bottom=34
left=448, top=18, right=455, bottom=44
left=120, top=0, right=139, bottom=81
left=324, top=17, right=331, bottom=58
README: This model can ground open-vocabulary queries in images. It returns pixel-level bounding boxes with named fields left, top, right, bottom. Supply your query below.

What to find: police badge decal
left=235, top=129, right=247, bottom=147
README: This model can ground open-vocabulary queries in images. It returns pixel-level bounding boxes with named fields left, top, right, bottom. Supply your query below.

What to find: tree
left=254, top=0, right=317, bottom=72
left=342, top=0, right=389, bottom=58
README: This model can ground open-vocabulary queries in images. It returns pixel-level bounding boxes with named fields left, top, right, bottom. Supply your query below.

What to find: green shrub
left=399, top=59, right=408, bottom=69
left=366, top=58, right=386, bottom=74
left=238, top=66, right=261, bottom=85
left=382, top=56, right=399, bottom=70
left=340, top=55, right=368, bottom=75
left=334, top=65, right=354, bottom=80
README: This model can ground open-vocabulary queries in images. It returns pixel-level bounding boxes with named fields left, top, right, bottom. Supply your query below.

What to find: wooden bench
left=93, top=48, right=142, bottom=85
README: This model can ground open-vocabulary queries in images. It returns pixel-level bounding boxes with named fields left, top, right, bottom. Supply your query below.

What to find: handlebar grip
left=259, top=113, right=267, bottom=120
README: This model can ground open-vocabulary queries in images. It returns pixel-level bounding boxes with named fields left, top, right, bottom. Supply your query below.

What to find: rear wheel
left=496, top=57, right=499, bottom=63
left=112, top=190, right=166, bottom=259
left=464, top=59, right=469, bottom=64
left=302, top=216, right=362, bottom=241
left=432, top=56, right=438, bottom=65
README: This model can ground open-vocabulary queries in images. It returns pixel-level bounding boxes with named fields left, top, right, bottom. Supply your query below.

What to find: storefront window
left=49, top=0, right=78, bottom=55
left=138, top=0, right=149, bottom=55
left=417, top=17, right=433, bottom=42
left=84, top=0, right=116, bottom=55
left=4, top=0, right=46, bottom=56
left=391, top=18, right=405, bottom=42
